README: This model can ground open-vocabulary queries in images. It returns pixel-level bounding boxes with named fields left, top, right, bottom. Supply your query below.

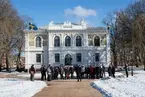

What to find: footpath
left=33, top=79, right=103, bottom=97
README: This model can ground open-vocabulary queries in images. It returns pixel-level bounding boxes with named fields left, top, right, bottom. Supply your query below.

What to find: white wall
left=24, top=26, right=109, bottom=69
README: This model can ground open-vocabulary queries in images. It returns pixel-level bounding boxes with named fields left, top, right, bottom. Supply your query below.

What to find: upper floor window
left=76, top=36, right=82, bottom=47
left=54, top=36, right=60, bottom=47
left=36, top=37, right=42, bottom=47
left=94, top=36, right=100, bottom=46
left=65, top=36, right=71, bottom=47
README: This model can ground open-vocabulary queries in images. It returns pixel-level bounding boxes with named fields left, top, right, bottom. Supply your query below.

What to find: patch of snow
left=130, top=70, right=145, bottom=74
left=92, top=71, right=145, bottom=97
left=0, top=78, right=47, bottom=97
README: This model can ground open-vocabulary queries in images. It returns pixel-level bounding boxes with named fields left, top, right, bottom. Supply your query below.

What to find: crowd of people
left=29, top=64, right=116, bottom=81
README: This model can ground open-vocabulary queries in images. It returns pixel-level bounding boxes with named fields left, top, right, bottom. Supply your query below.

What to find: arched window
left=65, top=36, right=71, bottom=46
left=36, top=37, right=41, bottom=47
left=94, top=36, right=100, bottom=46
left=54, top=36, right=60, bottom=47
left=76, top=36, right=82, bottom=46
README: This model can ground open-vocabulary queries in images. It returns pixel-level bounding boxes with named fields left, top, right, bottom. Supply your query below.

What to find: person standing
left=76, top=65, right=82, bottom=82
left=81, top=65, right=85, bottom=79
left=69, top=66, right=74, bottom=79
left=95, top=65, right=100, bottom=79
left=111, top=65, right=115, bottom=78
left=47, top=64, right=52, bottom=81
left=29, top=64, right=36, bottom=81
left=108, top=65, right=112, bottom=77
left=60, top=66, right=64, bottom=79
left=40, top=65, right=46, bottom=80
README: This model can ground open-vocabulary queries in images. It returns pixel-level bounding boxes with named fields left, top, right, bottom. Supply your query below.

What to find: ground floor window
left=55, top=53, right=60, bottom=62
left=36, top=54, right=41, bottom=63
left=95, top=53, right=99, bottom=62
left=76, top=53, right=81, bottom=62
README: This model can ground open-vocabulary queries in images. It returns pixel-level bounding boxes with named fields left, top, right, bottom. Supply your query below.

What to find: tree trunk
left=6, top=52, right=9, bottom=72
left=16, top=52, right=21, bottom=71
left=113, top=53, right=117, bottom=68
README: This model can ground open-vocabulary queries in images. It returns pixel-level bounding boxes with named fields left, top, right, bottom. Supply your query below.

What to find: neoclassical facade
left=24, top=20, right=110, bottom=69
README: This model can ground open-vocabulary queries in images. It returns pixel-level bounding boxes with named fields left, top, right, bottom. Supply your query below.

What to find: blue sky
left=11, top=0, right=135, bottom=27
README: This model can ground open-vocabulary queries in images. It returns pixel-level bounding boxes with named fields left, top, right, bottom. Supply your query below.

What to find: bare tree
left=0, top=0, right=24, bottom=71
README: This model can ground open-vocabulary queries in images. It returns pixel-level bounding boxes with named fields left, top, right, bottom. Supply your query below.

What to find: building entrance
left=65, top=54, right=72, bottom=65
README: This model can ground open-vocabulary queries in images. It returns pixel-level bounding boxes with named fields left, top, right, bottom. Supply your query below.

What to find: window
left=94, top=36, right=100, bottom=46
left=54, top=36, right=60, bottom=47
left=76, top=36, right=82, bottom=46
left=76, top=53, right=81, bottom=62
left=55, top=53, right=60, bottom=62
left=65, top=36, right=71, bottom=46
left=95, top=53, right=99, bottom=62
left=36, top=54, right=41, bottom=62
left=36, top=37, right=41, bottom=47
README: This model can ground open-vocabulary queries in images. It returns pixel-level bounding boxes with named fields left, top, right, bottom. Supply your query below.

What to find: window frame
left=54, top=36, right=60, bottom=47
left=95, top=53, right=100, bottom=62
left=76, top=36, right=82, bottom=47
left=76, top=53, right=82, bottom=62
left=35, top=36, right=42, bottom=47
left=55, top=53, right=60, bottom=62
left=94, top=36, right=100, bottom=46
left=65, top=36, right=71, bottom=47
left=36, top=54, right=41, bottom=63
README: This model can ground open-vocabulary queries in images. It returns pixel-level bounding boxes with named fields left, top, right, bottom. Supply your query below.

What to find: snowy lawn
left=91, top=71, right=145, bottom=97
left=0, top=78, right=47, bottom=97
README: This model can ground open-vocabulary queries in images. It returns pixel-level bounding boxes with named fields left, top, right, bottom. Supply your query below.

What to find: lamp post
left=42, top=51, right=44, bottom=66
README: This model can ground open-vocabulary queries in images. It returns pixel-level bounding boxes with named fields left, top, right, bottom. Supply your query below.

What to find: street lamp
left=130, top=50, right=133, bottom=76
left=42, top=51, right=44, bottom=66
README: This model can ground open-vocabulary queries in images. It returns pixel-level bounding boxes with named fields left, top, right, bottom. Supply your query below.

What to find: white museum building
left=24, top=19, right=110, bottom=69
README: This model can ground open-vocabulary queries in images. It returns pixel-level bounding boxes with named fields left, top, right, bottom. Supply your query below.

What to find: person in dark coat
left=95, top=65, right=100, bottom=79
left=85, top=66, right=89, bottom=79
left=50, top=66, right=54, bottom=80
left=69, top=67, right=74, bottom=79
left=76, top=65, right=82, bottom=82
left=108, top=65, right=112, bottom=76
left=54, top=67, right=59, bottom=79
left=40, top=65, right=46, bottom=80
left=111, top=65, right=115, bottom=78
left=29, top=64, right=36, bottom=81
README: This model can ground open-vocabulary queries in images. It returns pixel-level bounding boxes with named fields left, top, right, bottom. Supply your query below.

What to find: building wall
left=24, top=21, right=109, bottom=69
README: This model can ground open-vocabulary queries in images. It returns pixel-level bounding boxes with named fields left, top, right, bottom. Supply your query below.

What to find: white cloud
left=64, top=6, right=97, bottom=17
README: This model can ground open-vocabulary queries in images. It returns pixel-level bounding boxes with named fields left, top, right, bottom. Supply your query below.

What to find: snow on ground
left=130, top=70, right=145, bottom=74
left=17, top=73, right=41, bottom=79
left=91, top=71, right=145, bottom=97
left=0, top=78, right=47, bottom=97
left=18, top=72, right=77, bottom=79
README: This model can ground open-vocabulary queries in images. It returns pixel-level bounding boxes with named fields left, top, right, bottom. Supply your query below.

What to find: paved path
left=33, top=79, right=102, bottom=97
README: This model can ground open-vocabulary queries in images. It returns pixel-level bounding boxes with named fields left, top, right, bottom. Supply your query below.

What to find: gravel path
left=33, top=79, right=103, bottom=97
